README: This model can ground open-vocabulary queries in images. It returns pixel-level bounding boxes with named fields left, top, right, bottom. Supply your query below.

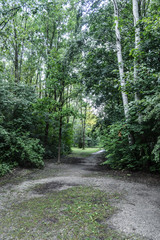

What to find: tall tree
left=132, top=0, right=141, bottom=101
left=112, top=0, right=129, bottom=119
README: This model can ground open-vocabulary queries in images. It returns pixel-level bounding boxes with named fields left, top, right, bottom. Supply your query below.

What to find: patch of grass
left=0, top=166, right=59, bottom=187
left=0, top=186, right=143, bottom=240
left=69, top=147, right=101, bottom=158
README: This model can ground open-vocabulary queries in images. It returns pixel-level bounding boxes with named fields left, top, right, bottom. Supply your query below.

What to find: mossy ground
left=0, top=186, right=140, bottom=240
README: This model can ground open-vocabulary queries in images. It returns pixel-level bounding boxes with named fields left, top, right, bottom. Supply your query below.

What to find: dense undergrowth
left=102, top=91, right=160, bottom=173
left=0, top=81, right=72, bottom=176
left=0, top=0, right=160, bottom=176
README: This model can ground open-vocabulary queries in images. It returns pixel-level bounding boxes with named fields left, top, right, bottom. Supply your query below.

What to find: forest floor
left=0, top=150, right=160, bottom=240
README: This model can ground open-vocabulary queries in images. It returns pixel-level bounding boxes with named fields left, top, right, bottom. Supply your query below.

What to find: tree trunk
left=57, top=115, right=62, bottom=164
left=82, top=105, right=87, bottom=150
left=44, top=121, right=49, bottom=146
left=14, top=25, right=19, bottom=83
left=57, top=83, right=64, bottom=163
left=132, top=0, right=141, bottom=101
left=112, top=0, right=129, bottom=120
left=39, top=74, right=42, bottom=98
left=66, top=86, right=70, bottom=123
left=19, top=16, right=27, bottom=82
left=14, top=45, right=19, bottom=83
left=113, top=0, right=134, bottom=145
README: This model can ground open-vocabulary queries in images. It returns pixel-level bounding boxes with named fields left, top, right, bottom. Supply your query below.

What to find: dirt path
left=0, top=151, right=160, bottom=240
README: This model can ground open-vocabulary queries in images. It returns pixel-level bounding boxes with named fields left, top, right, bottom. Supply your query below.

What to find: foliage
left=103, top=92, right=160, bottom=172
left=32, top=98, right=74, bottom=158
left=0, top=162, right=18, bottom=177
left=152, top=137, right=160, bottom=164
left=102, top=122, right=138, bottom=170
left=80, top=0, right=160, bottom=172
left=0, top=0, right=160, bottom=174
left=73, top=102, right=100, bottom=148
left=0, top=81, right=44, bottom=169
left=1, top=131, right=44, bottom=168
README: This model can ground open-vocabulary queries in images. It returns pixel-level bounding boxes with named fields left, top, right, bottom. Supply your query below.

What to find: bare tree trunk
left=112, top=0, right=129, bottom=119
left=113, top=0, right=135, bottom=145
left=14, top=23, right=19, bottom=83
left=57, top=94, right=63, bottom=164
left=57, top=81, right=64, bottom=163
left=82, top=105, right=87, bottom=150
left=44, top=121, right=49, bottom=146
left=14, top=45, right=19, bottom=83
left=39, top=74, right=42, bottom=98
left=132, top=0, right=141, bottom=101
left=58, top=115, right=62, bottom=164
left=140, top=0, right=150, bottom=17
left=19, top=16, right=27, bottom=82
left=66, top=86, right=70, bottom=123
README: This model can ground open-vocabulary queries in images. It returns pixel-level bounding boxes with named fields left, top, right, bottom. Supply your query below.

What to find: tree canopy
left=0, top=0, right=160, bottom=175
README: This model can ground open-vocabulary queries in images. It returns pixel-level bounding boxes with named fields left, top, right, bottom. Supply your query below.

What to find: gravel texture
left=0, top=151, right=160, bottom=240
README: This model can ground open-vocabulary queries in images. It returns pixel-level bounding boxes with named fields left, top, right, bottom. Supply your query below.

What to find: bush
left=0, top=126, right=44, bottom=172
left=0, top=127, right=44, bottom=169
left=0, top=81, right=45, bottom=172
left=102, top=116, right=160, bottom=172
left=14, top=135, right=45, bottom=168
left=0, top=162, right=17, bottom=177
left=102, top=122, right=140, bottom=170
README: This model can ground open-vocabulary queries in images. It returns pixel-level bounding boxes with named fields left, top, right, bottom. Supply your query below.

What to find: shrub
left=14, top=135, right=45, bottom=168
left=0, top=127, right=44, bottom=168
left=102, top=122, right=140, bottom=170
left=0, top=162, right=17, bottom=177
left=0, top=81, right=44, bottom=172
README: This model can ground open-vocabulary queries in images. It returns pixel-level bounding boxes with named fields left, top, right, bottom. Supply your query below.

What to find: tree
left=132, top=0, right=140, bottom=101
left=112, top=0, right=129, bottom=120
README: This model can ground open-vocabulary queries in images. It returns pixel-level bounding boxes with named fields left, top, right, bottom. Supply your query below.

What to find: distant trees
left=73, top=101, right=99, bottom=149
left=0, top=0, right=81, bottom=173
left=0, top=0, right=159, bottom=175
left=80, top=0, right=160, bottom=171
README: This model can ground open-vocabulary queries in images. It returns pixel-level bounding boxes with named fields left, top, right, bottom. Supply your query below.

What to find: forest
left=0, top=0, right=160, bottom=176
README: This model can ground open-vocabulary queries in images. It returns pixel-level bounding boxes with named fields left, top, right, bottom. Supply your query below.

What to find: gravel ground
left=0, top=151, right=160, bottom=240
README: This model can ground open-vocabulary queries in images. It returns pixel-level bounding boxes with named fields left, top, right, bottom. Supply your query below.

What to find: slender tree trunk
left=57, top=80, right=64, bottom=163
left=82, top=105, right=87, bottom=150
left=66, top=86, right=70, bottom=123
left=44, top=121, right=49, bottom=145
left=141, top=0, right=150, bottom=17
left=14, top=45, right=19, bottom=83
left=39, top=74, right=42, bottom=98
left=132, top=0, right=141, bottom=101
left=112, top=0, right=129, bottom=120
left=113, top=0, right=134, bottom=145
left=57, top=94, right=63, bottom=164
left=58, top=115, right=62, bottom=164
left=14, top=25, right=19, bottom=83
left=19, top=16, right=27, bottom=82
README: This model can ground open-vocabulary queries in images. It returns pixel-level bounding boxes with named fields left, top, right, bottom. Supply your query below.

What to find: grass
left=0, top=186, right=143, bottom=240
left=69, top=147, right=101, bottom=158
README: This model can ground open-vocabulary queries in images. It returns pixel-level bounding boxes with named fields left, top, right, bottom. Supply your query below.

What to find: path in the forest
left=0, top=151, right=160, bottom=240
